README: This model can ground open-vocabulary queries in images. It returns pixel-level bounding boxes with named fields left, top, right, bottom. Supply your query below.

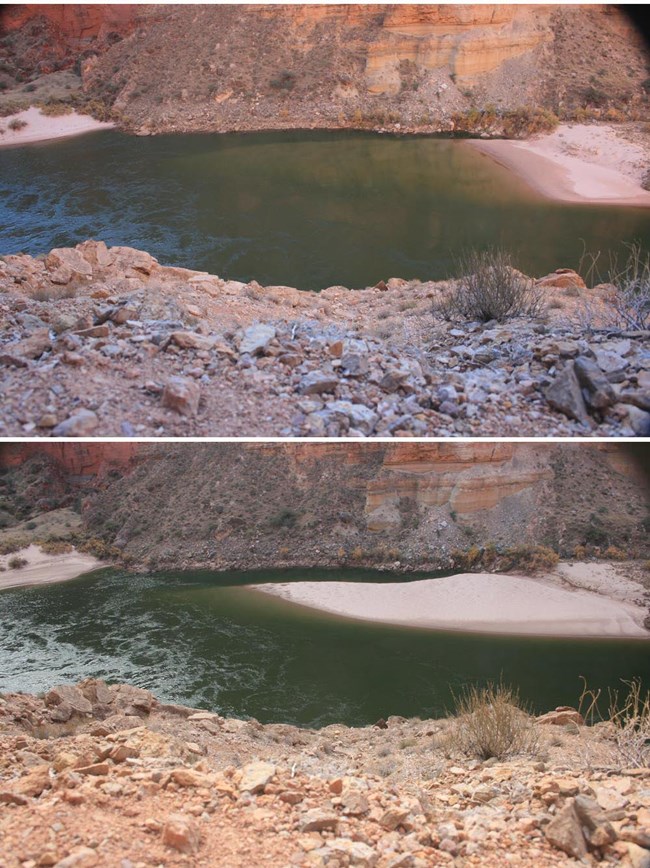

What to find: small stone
left=75, top=325, right=110, bottom=339
left=76, top=762, right=109, bottom=776
left=380, top=808, right=410, bottom=831
left=341, top=789, right=369, bottom=816
left=37, top=414, right=58, bottom=428
left=161, top=377, right=200, bottom=416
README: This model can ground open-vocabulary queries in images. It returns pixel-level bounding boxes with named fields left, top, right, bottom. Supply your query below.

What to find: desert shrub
left=269, top=508, right=299, bottom=529
left=8, top=556, right=28, bottom=569
left=38, top=540, right=73, bottom=555
left=38, top=101, right=73, bottom=117
left=76, top=537, right=120, bottom=560
left=25, top=521, right=37, bottom=530
left=0, top=537, right=28, bottom=555
left=7, top=117, right=27, bottom=131
left=501, top=106, right=559, bottom=138
left=442, top=248, right=544, bottom=323
left=270, top=70, right=296, bottom=91
left=449, top=681, right=539, bottom=760
left=603, top=545, right=627, bottom=561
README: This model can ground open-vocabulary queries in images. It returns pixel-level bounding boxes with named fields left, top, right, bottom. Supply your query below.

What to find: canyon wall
left=3, top=442, right=644, bottom=571
left=2, top=4, right=646, bottom=133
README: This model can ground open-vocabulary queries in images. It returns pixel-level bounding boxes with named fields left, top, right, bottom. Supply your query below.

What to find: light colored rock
left=52, top=410, right=99, bottom=437
left=239, top=324, right=276, bottom=356
left=299, top=808, right=339, bottom=832
left=299, top=371, right=339, bottom=395
left=536, top=707, right=584, bottom=726
left=171, top=331, right=216, bottom=351
left=9, top=328, right=51, bottom=359
left=239, top=760, right=276, bottom=794
left=45, top=248, right=93, bottom=283
left=45, top=685, right=93, bottom=715
left=53, top=847, right=99, bottom=868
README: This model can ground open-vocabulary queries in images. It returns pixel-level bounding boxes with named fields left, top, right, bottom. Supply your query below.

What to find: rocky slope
left=1, top=442, right=648, bottom=574
left=1, top=5, right=648, bottom=134
left=0, top=680, right=649, bottom=867
left=1, top=242, right=649, bottom=438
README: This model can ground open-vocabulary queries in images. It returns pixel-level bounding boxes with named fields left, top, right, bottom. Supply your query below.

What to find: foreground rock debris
left=0, top=241, right=648, bottom=437
left=1, top=681, right=649, bottom=867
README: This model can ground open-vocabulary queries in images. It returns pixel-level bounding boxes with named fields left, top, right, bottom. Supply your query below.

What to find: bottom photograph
left=0, top=440, right=649, bottom=866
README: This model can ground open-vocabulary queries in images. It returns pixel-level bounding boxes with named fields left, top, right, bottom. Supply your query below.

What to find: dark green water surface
left=0, top=568, right=647, bottom=727
left=2, top=130, right=650, bottom=290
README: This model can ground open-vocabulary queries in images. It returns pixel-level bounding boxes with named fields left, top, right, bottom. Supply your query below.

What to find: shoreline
left=249, top=564, right=649, bottom=639
left=0, top=544, right=105, bottom=591
left=468, top=123, right=650, bottom=208
left=0, top=106, right=114, bottom=148
left=2, top=108, right=649, bottom=212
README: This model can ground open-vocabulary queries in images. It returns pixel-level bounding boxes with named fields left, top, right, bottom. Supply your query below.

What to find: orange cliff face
left=0, top=443, right=142, bottom=481
left=0, top=5, right=141, bottom=42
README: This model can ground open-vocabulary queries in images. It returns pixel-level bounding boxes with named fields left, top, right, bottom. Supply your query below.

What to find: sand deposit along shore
left=0, top=544, right=104, bottom=592
left=469, top=123, right=650, bottom=207
left=0, top=106, right=113, bottom=148
left=250, top=565, right=649, bottom=639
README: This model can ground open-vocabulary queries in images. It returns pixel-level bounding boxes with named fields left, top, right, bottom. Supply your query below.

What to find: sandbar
left=468, top=123, right=650, bottom=207
left=250, top=567, right=648, bottom=638
left=0, top=106, right=113, bottom=148
left=0, top=544, right=104, bottom=591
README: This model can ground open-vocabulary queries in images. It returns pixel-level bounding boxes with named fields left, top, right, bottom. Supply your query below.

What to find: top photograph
left=0, top=2, right=649, bottom=439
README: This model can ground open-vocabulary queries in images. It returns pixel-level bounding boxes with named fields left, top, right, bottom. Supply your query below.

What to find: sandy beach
left=469, top=123, right=650, bottom=207
left=0, top=544, right=104, bottom=591
left=0, top=106, right=113, bottom=148
left=249, top=564, right=649, bottom=638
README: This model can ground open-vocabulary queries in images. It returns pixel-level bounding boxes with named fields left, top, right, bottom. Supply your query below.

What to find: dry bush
left=30, top=283, right=78, bottom=302
left=0, top=537, right=29, bottom=555
left=580, top=242, right=650, bottom=330
left=7, top=556, right=28, bottom=569
left=608, top=679, right=650, bottom=768
left=38, top=539, right=73, bottom=555
left=579, top=677, right=650, bottom=768
left=442, top=249, right=544, bottom=323
left=37, top=101, right=73, bottom=117
left=449, top=681, right=539, bottom=760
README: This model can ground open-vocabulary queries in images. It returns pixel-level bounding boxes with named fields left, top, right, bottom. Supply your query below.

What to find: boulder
left=9, top=328, right=52, bottom=360
left=52, top=410, right=99, bottom=437
left=162, top=813, right=200, bottom=854
left=45, top=685, right=93, bottom=716
left=298, top=371, right=339, bottom=395
left=162, top=376, right=200, bottom=416
left=574, top=356, right=616, bottom=409
left=536, top=707, right=584, bottom=726
left=170, top=331, right=216, bottom=351
left=239, top=761, right=276, bottom=794
left=45, top=248, right=93, bottom=284
left=535, top=269, right=586, bottom=290
left=545, top=803, right=588, bottom=858
left=545, top=363, right=590, bottom=424
left=239, top=323, right=276, bottom=356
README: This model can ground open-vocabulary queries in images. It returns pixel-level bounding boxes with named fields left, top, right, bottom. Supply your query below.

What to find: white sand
left=0, top=106, right=113, bottom=148
left=0, top=544, right=104, bottom=591
left=250, top=567, right=648, bottom=638
left=469, top=123, right=650, bottom=207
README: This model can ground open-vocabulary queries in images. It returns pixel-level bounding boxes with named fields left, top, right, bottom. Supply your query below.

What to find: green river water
left=2, top=130, right=650, bottom=290
left=0, top=568, right=647, bottom=727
